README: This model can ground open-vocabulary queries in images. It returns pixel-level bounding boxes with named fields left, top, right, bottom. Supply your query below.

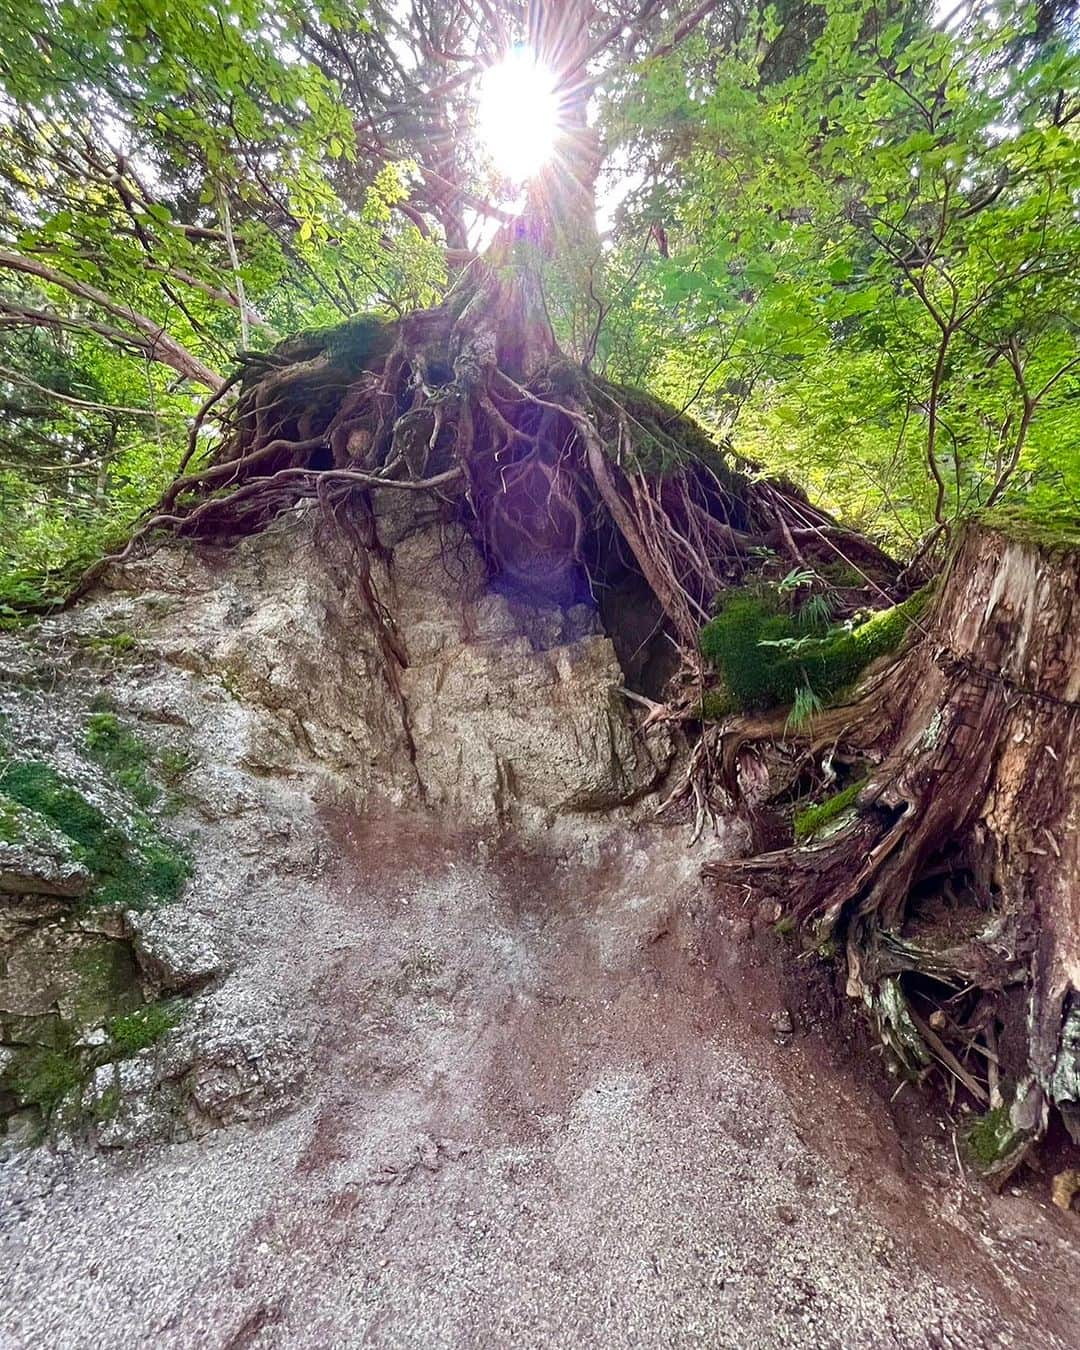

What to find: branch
left=984, top=347, right=1080, bottom=511
left=0, top=363, right=187, bottom=419
left=144, top=261, right=274, bottom=336
left=417, top=165, right=515, bottom=223
left=0, top=302, right=165, bottom=357
left=0, top=249, right=223, bottom=390
left=650, top=0, right=722, bottom=60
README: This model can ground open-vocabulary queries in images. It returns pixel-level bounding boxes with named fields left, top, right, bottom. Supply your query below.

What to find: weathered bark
left=709, top=522, right=1080, bottom=1162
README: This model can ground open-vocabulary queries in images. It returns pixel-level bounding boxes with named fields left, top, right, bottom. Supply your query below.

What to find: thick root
left=83, top=245, right=897, bottom=649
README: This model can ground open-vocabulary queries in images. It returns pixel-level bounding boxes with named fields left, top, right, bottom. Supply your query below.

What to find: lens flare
left=476, top=49, right=560, bottom=182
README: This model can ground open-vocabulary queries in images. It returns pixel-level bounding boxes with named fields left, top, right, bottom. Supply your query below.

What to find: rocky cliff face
left=0, top=499, right=690, bottom=1148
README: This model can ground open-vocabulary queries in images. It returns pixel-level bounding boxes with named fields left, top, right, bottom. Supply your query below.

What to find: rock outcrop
left=0, top=496, right=684, bottom=1148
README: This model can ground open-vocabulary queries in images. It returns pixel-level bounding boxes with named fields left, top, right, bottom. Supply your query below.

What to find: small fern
left=776, top=566, right=817, bottom=594
left=797, top=591, right=837, bottom=632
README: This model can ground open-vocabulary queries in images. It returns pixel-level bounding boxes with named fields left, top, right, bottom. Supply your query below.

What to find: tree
left=601, top=1, right=1080, bottom=553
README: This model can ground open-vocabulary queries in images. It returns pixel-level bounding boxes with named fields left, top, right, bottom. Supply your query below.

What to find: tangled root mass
left=120, top=251, right=897, bottom=654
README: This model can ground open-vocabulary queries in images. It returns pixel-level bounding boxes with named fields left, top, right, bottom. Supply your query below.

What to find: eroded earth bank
left=2, top=503, right=1078, bottom=1348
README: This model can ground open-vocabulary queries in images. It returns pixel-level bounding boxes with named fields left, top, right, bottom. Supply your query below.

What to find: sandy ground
left=2, top=810, right=1079, bottom=1349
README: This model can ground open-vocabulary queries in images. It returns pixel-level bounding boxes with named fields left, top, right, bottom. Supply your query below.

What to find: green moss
left=137, top=841, right=191, bottom=903
left=981, top=505, right=1080, bottom=552
left=70, top=941, right=141, bottom=1025
left=793, top=777, right=868, bottom=842
left=84, top=632, right=138, bottom=657
left=700, top=586, right=929, bottom=715
left=217, top=668, right=243, bottom=700
left=6, top=1041, right=84, bottom=1114
left=698, top=589, right=797, bottom=712
left=272, top=313, right=394, bottom=371
left=85, top=710, right=197, bottom=801
left=699, top=688, right=738, bottom=720
left=1, top=761, right=117, bottom=854
left=0, top=761, right=190, bottom=910
left=84, top=712, right=159, bottom=808
left=107, top=1001, right=180, bottom=1056
left=90, top=1079, right=121, bottom=1123
left=964, top=1106, right=1024, bottom=1168
left=817, top=560, right=866, bottom=588
left=325, top=315, right=395, bottom=369
left=0, top=794, right=21, bottom=843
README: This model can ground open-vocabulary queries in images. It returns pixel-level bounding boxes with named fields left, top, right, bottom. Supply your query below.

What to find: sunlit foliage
left=601, top=1, right=1080, bottom=550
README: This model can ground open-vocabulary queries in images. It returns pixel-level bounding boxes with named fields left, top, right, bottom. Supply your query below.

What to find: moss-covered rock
left=0, top=793, right=91, bottom=896
left=82, top=631, right=138, bottom=658
left=1, top=982, right=185, bottom=1135
left=0, top=761, right=190, bottom=911
left=6, top=1038, right=84, bottom=1115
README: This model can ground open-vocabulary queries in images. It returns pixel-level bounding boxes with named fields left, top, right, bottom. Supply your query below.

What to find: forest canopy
left=0, top=0, right=1076, bottom=608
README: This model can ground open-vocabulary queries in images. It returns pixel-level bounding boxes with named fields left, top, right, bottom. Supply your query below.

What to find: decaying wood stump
left=709, top=520, right=1080, bottom=1170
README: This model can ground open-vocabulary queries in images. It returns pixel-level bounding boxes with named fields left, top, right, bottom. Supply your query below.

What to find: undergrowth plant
left=0, top=760, right=190, bottom=910
left=699, top=585, right=929, bottom=719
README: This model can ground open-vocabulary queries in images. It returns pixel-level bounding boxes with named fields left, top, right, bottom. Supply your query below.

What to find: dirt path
left=3, top=810, right=1078, bottom=1349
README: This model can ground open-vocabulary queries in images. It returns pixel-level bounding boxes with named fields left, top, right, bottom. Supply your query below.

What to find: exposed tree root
left=69, top=228, right=1078, bottom=1168
left=73, top=237, right=897, bottom=650
left=707, top=522, right=1080, bottom=1175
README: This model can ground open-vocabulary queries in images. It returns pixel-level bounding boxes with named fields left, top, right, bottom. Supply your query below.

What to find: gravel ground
left=3, top=809, right=1078, bottom=1349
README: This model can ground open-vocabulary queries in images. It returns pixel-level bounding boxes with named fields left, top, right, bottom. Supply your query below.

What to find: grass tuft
left=107, top=1001, right=180, bottom=1056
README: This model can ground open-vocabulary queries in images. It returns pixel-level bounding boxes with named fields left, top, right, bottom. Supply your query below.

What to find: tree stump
left=709, top=519, right=1080, bottom=1164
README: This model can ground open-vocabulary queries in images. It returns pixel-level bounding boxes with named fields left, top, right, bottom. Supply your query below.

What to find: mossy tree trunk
left=709, top=522, right=1080, bottom=1169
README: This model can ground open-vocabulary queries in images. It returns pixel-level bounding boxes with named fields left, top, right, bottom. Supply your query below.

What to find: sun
left=476, top=49, right=560, bottom=183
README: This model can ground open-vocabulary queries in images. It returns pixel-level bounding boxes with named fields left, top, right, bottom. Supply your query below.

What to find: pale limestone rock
left=127, top=904, right=221, bottom=995
left=1, top=498, right=679, bottom=1149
